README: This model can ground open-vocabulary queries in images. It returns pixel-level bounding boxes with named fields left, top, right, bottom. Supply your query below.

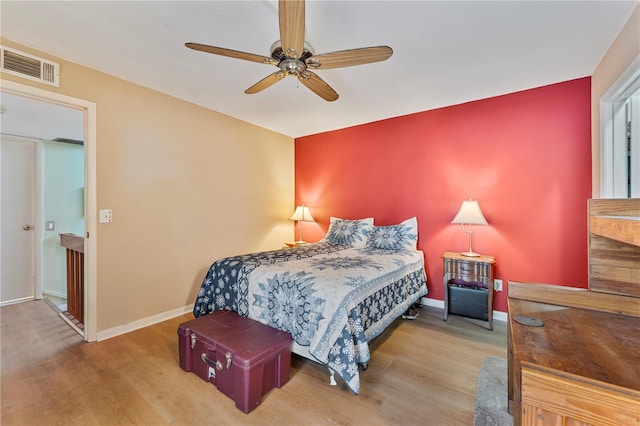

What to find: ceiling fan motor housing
left=270, top=40, right=316, bottom=76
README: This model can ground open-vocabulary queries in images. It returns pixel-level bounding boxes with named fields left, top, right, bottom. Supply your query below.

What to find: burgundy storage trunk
left=177, top=310, right=292, bottom=413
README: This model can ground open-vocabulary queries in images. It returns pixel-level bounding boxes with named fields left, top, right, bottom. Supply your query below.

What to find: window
left=600, top=55, right=640, bottom=198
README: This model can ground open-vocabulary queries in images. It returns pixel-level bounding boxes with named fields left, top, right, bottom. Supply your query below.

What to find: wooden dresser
left=507, top=198, right=640, bottom=426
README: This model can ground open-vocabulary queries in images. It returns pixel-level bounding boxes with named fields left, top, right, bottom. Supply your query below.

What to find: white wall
left=42, top=140, right=84, bottom=298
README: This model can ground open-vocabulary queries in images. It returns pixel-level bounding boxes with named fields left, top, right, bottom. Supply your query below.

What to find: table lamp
left=451, top=199, right=488, bottom=257
left=289, top=205, right=315, bottom=243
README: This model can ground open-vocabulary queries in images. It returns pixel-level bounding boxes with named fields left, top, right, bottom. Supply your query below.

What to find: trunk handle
left=201, top=353, right=223, bottom=370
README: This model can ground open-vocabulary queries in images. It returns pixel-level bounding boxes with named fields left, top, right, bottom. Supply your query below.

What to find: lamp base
left=460, top=251, right=481, bottom=257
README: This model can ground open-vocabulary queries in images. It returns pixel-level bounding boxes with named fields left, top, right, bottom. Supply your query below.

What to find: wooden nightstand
left=442, top=252, right=496, bottom=330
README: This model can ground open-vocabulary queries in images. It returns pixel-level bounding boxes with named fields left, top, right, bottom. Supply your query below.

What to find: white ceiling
left=1, top=1, right=638, bottom=138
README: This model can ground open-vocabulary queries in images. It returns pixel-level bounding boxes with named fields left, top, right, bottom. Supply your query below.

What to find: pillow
left=365, top=217, right=418, bottom=250
left=322, top=217, right=374, bottom=248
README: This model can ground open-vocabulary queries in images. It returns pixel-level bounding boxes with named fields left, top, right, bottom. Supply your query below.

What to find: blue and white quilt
left=193, top=242, right=427, bottom=394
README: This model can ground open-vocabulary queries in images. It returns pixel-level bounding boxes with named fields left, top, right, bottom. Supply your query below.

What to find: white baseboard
left=97, top=304, right=193, bottom=341
left=420, top=296, right=444, bottom=309
left=96, top=296, right=508, bottom=341
left=492, top=310, right=507, bottom=322
left=421, top=296, right=507, bottom=322
left=0, top=296, right=34, bottom=307
left=42, top=289, right=66, bottom=298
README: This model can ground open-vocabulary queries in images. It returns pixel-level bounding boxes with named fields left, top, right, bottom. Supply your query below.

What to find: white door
left=1, top=138, right=36, bottom=304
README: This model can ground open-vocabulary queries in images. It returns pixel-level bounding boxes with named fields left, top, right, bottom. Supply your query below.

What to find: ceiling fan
left=185, top=0, right=392, bottom=102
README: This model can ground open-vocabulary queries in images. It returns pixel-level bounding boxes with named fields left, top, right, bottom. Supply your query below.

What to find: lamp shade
left=289, top=206, right=315, bottom=222
left=451, top=199, right=488, bottom=225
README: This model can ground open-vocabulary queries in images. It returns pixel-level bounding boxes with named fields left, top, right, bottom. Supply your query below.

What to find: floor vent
left=1, top=45, right=59, bottom=87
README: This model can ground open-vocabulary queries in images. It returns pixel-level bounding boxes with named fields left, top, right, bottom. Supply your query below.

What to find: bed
left=193, top=217, right=428, bottom=394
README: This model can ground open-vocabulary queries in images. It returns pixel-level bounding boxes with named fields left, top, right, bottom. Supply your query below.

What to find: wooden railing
left=59, top=233, right=84, bottom=326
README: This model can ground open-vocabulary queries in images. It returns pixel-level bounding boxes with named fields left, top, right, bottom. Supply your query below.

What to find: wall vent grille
left=1, top=45, right=59, bottom=87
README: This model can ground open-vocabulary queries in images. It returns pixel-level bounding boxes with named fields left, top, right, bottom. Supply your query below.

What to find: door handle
left=23, top=225, right=33, bottom=231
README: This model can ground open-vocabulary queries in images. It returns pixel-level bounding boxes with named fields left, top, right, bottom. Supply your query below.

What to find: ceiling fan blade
left=279, top=0, right=305, bottom=59
left=186, top=43, right=275, bottom=65
left=245, top=71, right=286, bottom=94
left=298, top=71, right=339, bottom=102
left=309, top=46, right=393, bottom=70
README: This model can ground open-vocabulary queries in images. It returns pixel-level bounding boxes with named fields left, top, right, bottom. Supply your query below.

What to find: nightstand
left=442, top=252, right=495, bottom=330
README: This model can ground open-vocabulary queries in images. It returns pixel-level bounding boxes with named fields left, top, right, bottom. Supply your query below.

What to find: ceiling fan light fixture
left=279, top=58, right=306, bottom=76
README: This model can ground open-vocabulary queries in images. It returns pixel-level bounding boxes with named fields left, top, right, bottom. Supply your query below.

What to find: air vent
left=1, top=45, right=59, bottom=87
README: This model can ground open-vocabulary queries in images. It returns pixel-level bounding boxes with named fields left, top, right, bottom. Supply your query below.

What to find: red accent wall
left=294, top=77, right=592, bottom=313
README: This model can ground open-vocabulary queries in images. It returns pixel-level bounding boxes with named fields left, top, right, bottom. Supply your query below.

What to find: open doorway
left=1, top=92, right=84, bottom=333
left=0, top=81, right=97, bottom=342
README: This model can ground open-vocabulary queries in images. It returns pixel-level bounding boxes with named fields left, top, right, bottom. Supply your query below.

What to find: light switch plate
left=99, top=209, right=112, bottom=224
left=45, top=221, right=55, bottom=231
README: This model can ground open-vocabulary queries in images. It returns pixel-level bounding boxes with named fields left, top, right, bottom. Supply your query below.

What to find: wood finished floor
left=1, top=300, right=506, bottom=425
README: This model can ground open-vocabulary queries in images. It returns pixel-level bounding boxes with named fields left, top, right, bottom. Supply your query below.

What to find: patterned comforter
left=193, top=242, right=428, bottom=394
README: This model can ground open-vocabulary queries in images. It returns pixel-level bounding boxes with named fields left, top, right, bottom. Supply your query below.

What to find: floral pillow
left=365, top=217, right=418, bottom=250
left=322, top=217, right=374, bottom=248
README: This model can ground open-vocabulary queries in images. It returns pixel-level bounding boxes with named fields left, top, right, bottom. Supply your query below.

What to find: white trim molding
left=1, top=80, right=98, bottom=342
left=97, top=304, right=193, bottom=341
left=600, top=54, right=640, bottom=198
